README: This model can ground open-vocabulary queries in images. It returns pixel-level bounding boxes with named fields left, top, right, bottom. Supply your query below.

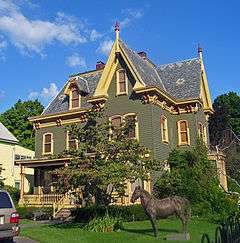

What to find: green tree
left=209, top=92, right=240, bottom=144
left=53, top=108, right=160, bottom=207
left=154, top=141, right=238, bottom=221
left=0, top=100, right=44, bottom=150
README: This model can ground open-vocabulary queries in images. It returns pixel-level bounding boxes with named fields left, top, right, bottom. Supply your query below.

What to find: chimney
left=138, top=51, right=147, bottom=59
left=96, top=61, right=105, bottom=70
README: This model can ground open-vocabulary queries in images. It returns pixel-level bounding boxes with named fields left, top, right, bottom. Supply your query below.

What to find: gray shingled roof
left=0, top=122, right=18, bottom=144
left=157, top=58, right=201, bottom=100
left=119, top=40, right=166, bottom=91
left=42, top=41, right=202, bottom=116
left=42, top=71, right=102, bottom=115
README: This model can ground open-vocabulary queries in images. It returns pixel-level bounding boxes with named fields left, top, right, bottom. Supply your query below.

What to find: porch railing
left=22, top=193, right=65, bottom=206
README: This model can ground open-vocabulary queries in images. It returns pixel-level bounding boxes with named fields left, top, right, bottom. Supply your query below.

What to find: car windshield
left=0, top=192, right=13, bottom=209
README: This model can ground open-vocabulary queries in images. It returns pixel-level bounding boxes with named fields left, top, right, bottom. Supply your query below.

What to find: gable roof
left=157, top=58, right=202, bottom=101
left=42, top=70, right=102, bottom=115
left=41, top=40, right=205, bottom=116
left=119, top=40, right=166, bottom=91
left=0, top=122, right=18, bottom=144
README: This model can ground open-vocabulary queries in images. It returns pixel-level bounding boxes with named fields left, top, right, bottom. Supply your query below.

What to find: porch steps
left=54, top=208, right=72, bottom=221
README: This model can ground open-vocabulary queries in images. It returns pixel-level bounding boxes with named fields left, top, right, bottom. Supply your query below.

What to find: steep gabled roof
left=41, top=39, right=205, bottom=116
left=0, top=122, right=18, bottom=144
left=157, top=58, right=202, bottom=100
left=119, top=40, right=166, bottom=91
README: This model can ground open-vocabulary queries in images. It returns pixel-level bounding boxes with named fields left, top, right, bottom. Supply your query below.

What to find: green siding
left=34, top=59, right=210, bottom=163
left=35, top=126, right=67, bottom=158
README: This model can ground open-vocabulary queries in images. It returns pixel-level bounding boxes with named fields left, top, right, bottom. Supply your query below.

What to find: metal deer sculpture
left=131, top=186, right=191, bottom=237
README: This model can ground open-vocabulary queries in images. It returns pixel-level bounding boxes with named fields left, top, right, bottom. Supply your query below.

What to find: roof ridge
left=158, top=57, right=199, bottom=69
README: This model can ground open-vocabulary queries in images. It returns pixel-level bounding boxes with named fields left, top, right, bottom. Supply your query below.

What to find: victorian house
left=16, top=23, right=227, bottom=213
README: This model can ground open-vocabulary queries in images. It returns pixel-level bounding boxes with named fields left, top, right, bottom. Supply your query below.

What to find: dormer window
left=116, top=69, right=128, bottom=95
left=70, top=86, right=80, bottom=109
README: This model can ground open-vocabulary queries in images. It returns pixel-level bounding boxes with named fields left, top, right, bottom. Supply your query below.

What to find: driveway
left=14, top=236, right=39, bottom=243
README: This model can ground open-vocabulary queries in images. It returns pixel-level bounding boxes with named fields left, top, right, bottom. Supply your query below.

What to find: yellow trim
left=116, top=69, right=128, bottom=96
left=42, top=133, right=53, bottom=155
left=199, top=52, right=213, bottom=112
left=177, top=120, right=190, bottom=146
left=94, top=41, right=119, bottom=97
left=29, top=109, right=86, bottom=122
left=93, top=38, right=145, bottom=98
left=160, top=115, right=169, bottom=144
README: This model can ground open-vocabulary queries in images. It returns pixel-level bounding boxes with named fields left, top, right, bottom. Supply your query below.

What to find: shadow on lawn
left=123, top=227, right=179, bottom=236
left=49, top=222, right=85, bottom=229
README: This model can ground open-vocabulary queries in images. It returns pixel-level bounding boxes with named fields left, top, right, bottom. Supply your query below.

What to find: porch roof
left=15, top=157, right=72, bottom=168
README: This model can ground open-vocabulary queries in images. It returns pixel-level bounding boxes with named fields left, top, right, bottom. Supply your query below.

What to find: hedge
left=73, top=204, right=148, bottom=223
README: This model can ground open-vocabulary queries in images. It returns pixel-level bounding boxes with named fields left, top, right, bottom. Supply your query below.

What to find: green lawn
left=21, top=218, right=217, bottom=243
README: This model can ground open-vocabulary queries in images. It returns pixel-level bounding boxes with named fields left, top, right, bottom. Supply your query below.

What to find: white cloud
left=28, top=83, right=59, bottom=100
left=0, top=1, right=87, bottom=55
left=90, top=29, right=102, bottom=41
left=97, top=39, right=114, bottom=56
left=120, top=9, right=143, bottom=28
left=66, top=53, right=86, bottom=68
left=28, top=91, right=38, bottom=100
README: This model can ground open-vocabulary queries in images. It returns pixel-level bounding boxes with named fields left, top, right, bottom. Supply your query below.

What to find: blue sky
left=0, top=0, right=239, bottom=113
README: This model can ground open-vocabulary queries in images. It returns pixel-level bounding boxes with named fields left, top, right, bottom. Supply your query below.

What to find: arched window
left=116, top=69, right=127, bottom=95
left=43, top=133, right=53, bottom=154
left=177, top=120, right=190, bottom=145
left=70, top=86, right=80, bottom=109
left=160, top=115, right=169, bottom=143
left=111, top=116, right=122, bottom=137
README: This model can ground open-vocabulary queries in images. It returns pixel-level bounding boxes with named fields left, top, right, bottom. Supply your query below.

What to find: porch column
left=20, top=164, right=25, bottom=200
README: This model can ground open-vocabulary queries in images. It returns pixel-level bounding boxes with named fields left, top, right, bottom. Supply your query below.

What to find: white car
left=0, top=190, right=20, bottom=242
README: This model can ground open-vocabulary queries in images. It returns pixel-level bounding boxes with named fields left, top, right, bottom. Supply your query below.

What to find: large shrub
left=84, top=215, right=124, bottom=232
left=154, top=141, right=238, bottom=222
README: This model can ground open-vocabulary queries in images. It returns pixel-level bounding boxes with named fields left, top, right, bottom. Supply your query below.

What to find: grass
left=21, top=217, right=217, bottom=243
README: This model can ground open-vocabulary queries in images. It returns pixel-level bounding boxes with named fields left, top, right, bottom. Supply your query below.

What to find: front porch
left=15, top=157, right=148, bottom=216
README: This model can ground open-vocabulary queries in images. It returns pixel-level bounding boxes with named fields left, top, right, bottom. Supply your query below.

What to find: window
left=125, top=115, right=136, bottom=139
left=111, top=116, right=122, bottom=137
left=0, top=192, right=13, bottom=209
left=15, top=181, right=20, bottom=190
left=110, top=114, right=138, bottom=140
left=67, top=132, right=78, bottom=150
left=160, top=115, right=169, bottom=143
left=178, top=120, right=190, bottom=145
left=70, top=87, right=80, bottom=109
left=43, top=133, right=53, bottom=154
left=117, top=69, right=127, bottom=95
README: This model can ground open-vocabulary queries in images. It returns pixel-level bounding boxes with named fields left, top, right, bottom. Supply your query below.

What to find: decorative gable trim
left=199, top=51, right=213, bottom=114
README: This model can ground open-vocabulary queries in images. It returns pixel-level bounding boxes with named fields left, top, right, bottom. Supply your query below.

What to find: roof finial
left=198, top=43, right=203, bottom=61
left=115, top=21, right=120, bottom=32
left=198, top=43, right=203, bottom=54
